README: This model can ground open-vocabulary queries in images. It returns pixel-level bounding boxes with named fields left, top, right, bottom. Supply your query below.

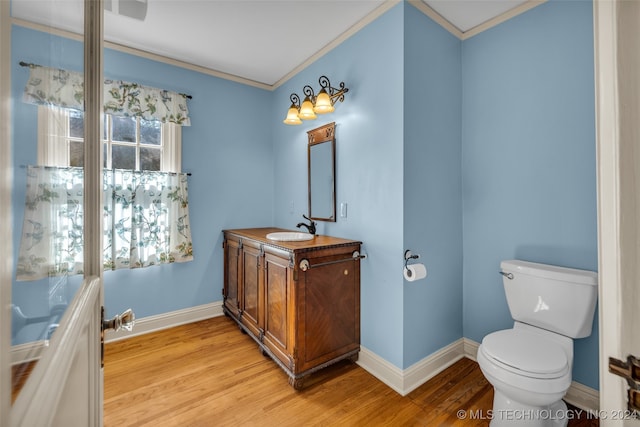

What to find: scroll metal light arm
left=318, top=75, right=349, bottom=105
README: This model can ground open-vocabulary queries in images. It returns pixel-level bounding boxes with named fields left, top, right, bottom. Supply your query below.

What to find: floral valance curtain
left=22, top=64, right=191, bottom=126
left=16, top=166, right=194, bottom=281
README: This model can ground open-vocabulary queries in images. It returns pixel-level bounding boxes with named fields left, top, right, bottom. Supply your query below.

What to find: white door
left=11, top=277, right=103, bottom=426
left=594, top=1, right=640, bottom=425
left=0, top=1, right=128, bottom=425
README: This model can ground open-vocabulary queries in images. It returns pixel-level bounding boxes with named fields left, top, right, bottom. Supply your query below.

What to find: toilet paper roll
left=404, top=263, right=427, bottom=281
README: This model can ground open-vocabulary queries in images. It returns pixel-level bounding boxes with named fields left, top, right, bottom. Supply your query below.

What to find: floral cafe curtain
left=16, top=166, right=194, bottom=281
left=22, top=63, right=191, bottom=125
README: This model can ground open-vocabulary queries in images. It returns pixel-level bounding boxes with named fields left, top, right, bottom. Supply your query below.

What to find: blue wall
left=10, top=0, right=599, bottom=391
left=403, top=4, right=463, bottom=367
left=272, top=4, right=407, bottom=368
left=461, top=0, right=598, bottom=388
left=11, top=25, right=273, bottom=342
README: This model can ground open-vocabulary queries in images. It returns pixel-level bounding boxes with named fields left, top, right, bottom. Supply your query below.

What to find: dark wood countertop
left=223, top=227, right=361, bottom=252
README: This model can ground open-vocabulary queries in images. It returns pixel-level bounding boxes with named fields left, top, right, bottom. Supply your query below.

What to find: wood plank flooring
left=11, top=360, right=36, bottom=403
left=104, top=316, right=599, bottom=426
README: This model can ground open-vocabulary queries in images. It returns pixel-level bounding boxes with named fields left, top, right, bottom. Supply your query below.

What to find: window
left=19, top=69, right=193, bottom=280
left=69, top=110, right=162, bottom=170
left=38, top=106, right=182, bottom=172
left=18, top=106, right=193, bottom=281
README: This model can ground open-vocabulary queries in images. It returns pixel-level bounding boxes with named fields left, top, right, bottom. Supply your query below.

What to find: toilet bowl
left=477, top=260, right=597, bottom=427
left=477, top=324, right=572, bottom=426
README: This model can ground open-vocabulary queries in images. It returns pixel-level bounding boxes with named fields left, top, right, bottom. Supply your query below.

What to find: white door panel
left=11, top=277, right=102, bottom=427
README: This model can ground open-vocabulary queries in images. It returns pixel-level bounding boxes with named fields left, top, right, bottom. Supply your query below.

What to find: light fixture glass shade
left=313, top=89, right=334, bottom=114
left=283, top=105, right=302, bottom=125
left=298, top=97, right=317, bottom=120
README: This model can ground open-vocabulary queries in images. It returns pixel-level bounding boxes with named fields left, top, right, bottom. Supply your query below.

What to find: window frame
left=37, top=106, right=182, bottom=172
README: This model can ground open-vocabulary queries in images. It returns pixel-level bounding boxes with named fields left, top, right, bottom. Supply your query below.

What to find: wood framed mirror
left=307, top=122, right=336, bottom=222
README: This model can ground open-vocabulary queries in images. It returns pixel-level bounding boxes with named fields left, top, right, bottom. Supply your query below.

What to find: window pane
left=112, top=145, right=136, bottom=170
left=69, top=110, right=84, bottom=138
left=140, top=147, right=161, bottom=171
left=103, top=114, right=108, bottom=140
left=111, top=116, right=136, bottom=143
left=70, top=140, right=84, bottom=167
left=140, top=119, right=161, bottom=145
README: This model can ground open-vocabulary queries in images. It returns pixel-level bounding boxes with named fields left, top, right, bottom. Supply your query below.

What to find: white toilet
left=477, top=260, right=597, bottom=427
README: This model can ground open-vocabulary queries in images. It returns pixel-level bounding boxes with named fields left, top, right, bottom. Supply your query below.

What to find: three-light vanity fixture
left=283, top=76, right=349, bottom=125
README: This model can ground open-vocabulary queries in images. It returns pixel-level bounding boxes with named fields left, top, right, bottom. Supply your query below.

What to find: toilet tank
left=501, top=260, right=598, bottom=338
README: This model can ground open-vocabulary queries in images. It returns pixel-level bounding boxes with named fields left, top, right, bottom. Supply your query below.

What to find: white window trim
left=161, top=121, right=182, bottom=173
left=37, top=106, right=70, bottom=167
left=37, top=105, right=182, bottom=172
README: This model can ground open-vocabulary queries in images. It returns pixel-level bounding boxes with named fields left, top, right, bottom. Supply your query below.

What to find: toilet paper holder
left=404, top=249, right=420, bottom=271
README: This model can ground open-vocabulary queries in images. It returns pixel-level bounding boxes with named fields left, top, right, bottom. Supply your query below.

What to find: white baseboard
left=357, top=339, right=465, bottom=396
left=403, top=339, right=466, bottom=395
left=356, top=346, right=406, bottom=395
left=463, top=337, right=479, bottom=359
left=358, top=336, right=599, bottom=412
left=11, top=341, right=48, bottom=365
left=563, top=379, right=600, bottom=412
left=105, top=301, right=223, bottom=342
left=462, top=337, right=480, bottom=362
left=11, top=301, right=224, bottom=364
left=462, top=337, right=599, bottom=412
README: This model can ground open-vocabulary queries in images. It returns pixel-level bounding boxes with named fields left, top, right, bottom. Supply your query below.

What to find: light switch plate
left=340, top=202, right=347, bottom=218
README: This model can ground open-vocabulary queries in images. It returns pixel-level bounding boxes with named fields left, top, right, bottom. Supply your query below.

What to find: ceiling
left=11, top=0, right=537, bottom=88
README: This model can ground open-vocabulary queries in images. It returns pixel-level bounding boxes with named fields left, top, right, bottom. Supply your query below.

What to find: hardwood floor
left=104, top=316, right=599, bottom=427
left=11, top=360, right=36, bottom=403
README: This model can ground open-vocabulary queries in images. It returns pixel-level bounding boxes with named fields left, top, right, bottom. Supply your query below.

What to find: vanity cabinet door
left=263, top=252, right=295, bottom=370
left=223, top=237, right=241, bottom=319
left=298, top=255, right=360, bottom=373
left=240, top=244, right=263, bottom=337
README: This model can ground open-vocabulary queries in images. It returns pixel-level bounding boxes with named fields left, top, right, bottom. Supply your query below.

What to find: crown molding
left=271, top=0, right=401, bottom=89
left=407, top=0, right=464, bottom=39
left=11, top=17, right=272, bottom=91
left=13, top=0, right=547, bottom=93
left=409, top=0, right=547, bottom=41
left=12, top=0, right=401, bottom=92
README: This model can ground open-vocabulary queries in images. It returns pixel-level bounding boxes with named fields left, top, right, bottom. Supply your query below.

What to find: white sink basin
left=266, top=232, right=315, bottom=242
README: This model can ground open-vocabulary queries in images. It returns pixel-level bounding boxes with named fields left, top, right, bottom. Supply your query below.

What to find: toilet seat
left=480, top=329, right=570, bottom=379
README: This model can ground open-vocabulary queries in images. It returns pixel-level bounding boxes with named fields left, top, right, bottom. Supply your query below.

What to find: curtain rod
left=19, top=61, right=193, bottom=100
left=20, top=165, right=192, bottom=176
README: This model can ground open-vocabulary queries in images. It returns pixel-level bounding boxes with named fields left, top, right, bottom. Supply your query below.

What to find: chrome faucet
left=296, top=214, right=317, bottom=235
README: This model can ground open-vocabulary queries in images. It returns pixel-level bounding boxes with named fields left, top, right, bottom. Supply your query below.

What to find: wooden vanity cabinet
left=222, top=227, right=362, bottom=389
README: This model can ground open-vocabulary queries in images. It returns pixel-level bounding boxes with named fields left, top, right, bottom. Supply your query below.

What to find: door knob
left=102, top=308, right=135, bottom=332
left=101, top=308, right=135, bottom=367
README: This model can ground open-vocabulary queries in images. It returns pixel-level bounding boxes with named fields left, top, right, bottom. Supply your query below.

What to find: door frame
left=1, top=0, right=13, bottom=423
left=594, top=0, right=639, bottom=423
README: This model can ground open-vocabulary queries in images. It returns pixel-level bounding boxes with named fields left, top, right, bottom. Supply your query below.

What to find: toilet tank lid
left=501, top=260, right=597, bottom=286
